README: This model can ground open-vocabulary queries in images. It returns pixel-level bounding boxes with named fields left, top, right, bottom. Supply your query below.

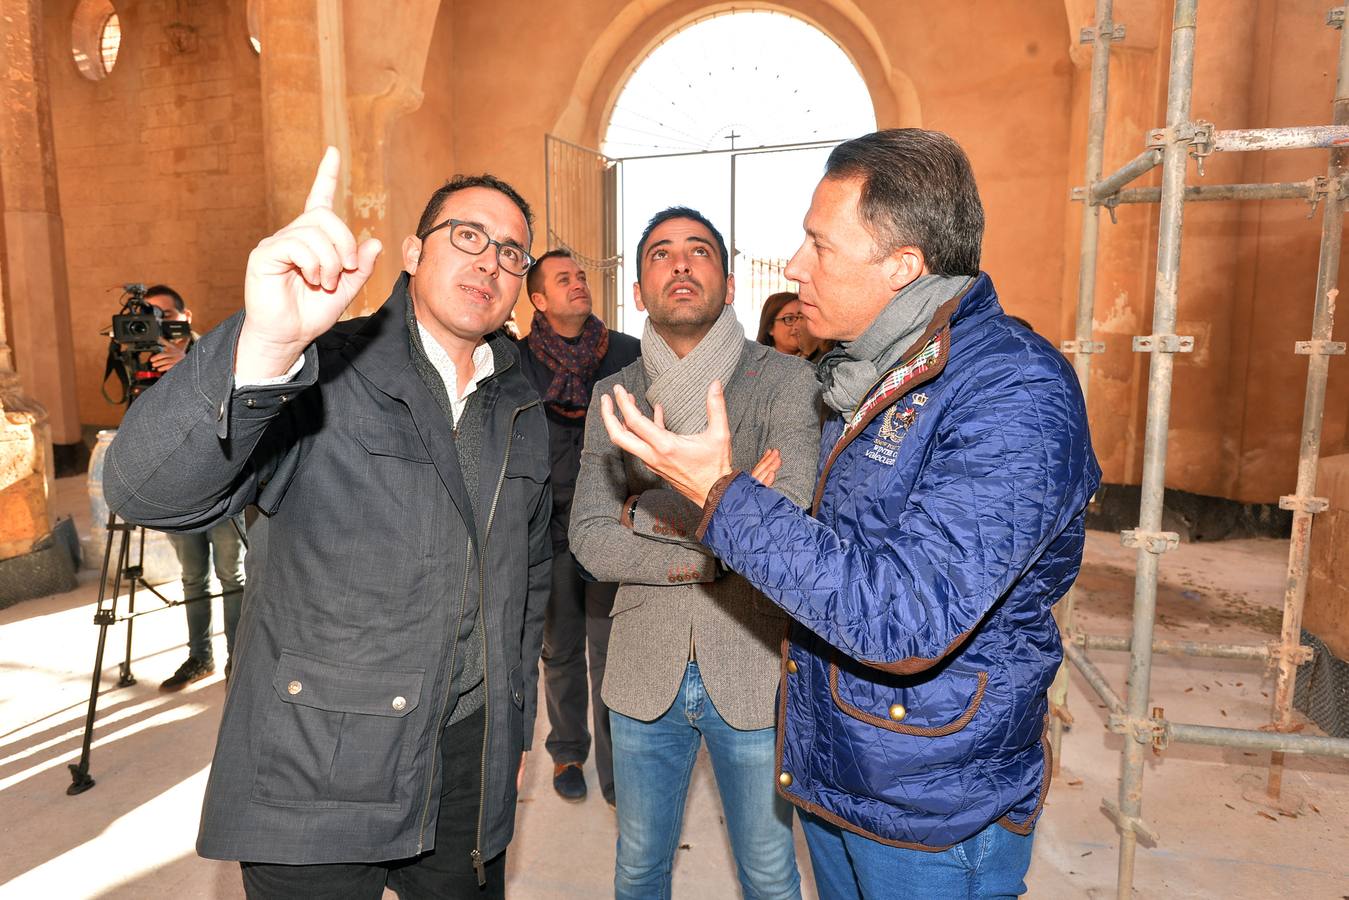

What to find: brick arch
left=553, top=0, right=920, bottom=147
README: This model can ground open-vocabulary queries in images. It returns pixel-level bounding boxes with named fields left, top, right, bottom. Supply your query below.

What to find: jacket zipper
left=471, top=399, right=537, bottom=884
left=416, top=538, right=475, bottom=853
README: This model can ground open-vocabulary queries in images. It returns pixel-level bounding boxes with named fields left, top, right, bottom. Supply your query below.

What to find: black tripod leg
left=117, top=526, right=144, bottom=688
left=68, top=514, right=128, bottom=795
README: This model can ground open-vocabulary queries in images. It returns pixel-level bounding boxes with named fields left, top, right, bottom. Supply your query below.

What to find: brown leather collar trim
left=809, top=332, right=950, bottom=516
left=829, top=661, right=988, bottom=737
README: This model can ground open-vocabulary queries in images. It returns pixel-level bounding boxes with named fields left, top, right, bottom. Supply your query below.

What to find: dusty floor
left=0, top=477, right=1345, bottom=898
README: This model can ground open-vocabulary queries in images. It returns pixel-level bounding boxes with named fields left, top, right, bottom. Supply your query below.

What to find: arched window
left=602, top=9, right=875, bottom=335
left=71, top=0, right=120, bottom=81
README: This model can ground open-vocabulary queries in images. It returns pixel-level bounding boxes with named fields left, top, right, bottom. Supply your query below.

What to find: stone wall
left=44, top=0, right=265, bottom=426
left=1305, top=453, right=1349, bottom=659
left=1059, top=0, right=1349, bottom=503
left=21, top=0, right=1349, bottom=506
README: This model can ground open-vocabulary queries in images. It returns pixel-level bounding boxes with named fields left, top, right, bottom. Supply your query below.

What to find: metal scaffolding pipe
left=1091, top=147, right=1163, bottom=201
left=1076, top=633, right=1275, bottom=661
left=1212, top=124, right=1349, bottom=152
left=1064, top=642, right=1125, bottom=714
left=1104, top=180, right=1322, bottom=204
left=1169, top=723, right=1349, bottom=758
left=1051, top=0, right=1119, bottom=770
left=1267, top=8, right=1349, bottom=800
left=1115, top=3, right=1197, bottom=896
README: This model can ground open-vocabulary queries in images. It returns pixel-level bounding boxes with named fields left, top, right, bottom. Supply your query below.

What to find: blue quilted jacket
left=700, top=274, right=1101, bottom=850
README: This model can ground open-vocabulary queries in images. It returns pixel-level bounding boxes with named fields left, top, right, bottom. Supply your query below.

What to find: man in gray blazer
left=570, top=207, right=820, bottom=900
left=104, top=149, right=551, bottom=899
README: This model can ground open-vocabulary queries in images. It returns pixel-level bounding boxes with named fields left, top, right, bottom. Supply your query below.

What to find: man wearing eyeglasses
left=105, top=149, right=552, bottom=899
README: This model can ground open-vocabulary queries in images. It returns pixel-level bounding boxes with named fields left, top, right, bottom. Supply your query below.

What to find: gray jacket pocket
left=252, top=650, right=424, bottom=809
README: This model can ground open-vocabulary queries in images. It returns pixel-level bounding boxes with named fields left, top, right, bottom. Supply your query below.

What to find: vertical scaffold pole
left=1050, top=0, right=1118, bottom=769
left=1267, top=4, right=1349, bottom=800
left=1115, top=2, right=1198, bottom=897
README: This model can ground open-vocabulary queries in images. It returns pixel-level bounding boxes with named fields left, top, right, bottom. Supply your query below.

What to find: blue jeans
left=610, top=661, right=800, bottom=900
left=799, top=810, right=1034, bottom=900
left=168, top=515, right=245, bottom=663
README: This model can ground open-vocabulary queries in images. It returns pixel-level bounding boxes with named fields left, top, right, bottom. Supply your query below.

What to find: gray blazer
left=570, top=339, right=820, bottom=729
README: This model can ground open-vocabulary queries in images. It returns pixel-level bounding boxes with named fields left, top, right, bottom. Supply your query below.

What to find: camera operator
left=141, top=284, right=247, bottom=690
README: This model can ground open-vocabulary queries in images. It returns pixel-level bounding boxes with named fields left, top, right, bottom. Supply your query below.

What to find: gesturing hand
left=750, top=448, right=782, bottom=488
left=236, top=147, right=383, bottom=380
left=599, top=381, right=734, bottom=507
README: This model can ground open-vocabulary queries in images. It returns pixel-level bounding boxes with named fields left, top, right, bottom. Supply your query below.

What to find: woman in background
left=757, top=291, right=832, bottom=361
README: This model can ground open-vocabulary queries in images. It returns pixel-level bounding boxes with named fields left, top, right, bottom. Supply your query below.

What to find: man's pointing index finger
left=304, top=146, right=340, bottom=213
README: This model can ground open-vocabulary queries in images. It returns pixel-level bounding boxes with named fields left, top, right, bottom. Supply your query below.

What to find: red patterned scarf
left=525, top=310, right=610, bottom=418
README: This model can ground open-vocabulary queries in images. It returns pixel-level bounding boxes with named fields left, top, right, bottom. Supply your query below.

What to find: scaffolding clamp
left=1279, top=494, right=1330, bottom=514
left=1101, top=800, right=1160, bottom=845
left=1304, top=176, right=1332, bottom=216
left=1265, top=641, right=1315, bottom=671
left=1132, top=334, right=1194, bottom=354
left=1080, top=23, right=1127, bottom=44
left=1294, top=338, right=1346, bottom=355
left=1060, top=339, right=1105, bottom=355
left=1147, top=121, right=1215, bottom=175
left=1108, top=711, right=1171, bottom=750
left=1121, top=529, right=1180, bottom=554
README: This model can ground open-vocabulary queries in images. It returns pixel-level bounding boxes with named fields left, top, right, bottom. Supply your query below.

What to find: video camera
left=102, top=283, right=192, bottom=406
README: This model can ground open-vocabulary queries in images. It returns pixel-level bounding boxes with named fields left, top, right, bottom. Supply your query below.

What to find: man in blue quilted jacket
left=597, top=128, right=1101, bottom=898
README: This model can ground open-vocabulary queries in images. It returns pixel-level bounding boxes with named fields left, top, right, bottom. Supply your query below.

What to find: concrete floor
left=0, top=477, right=1346, bottom=898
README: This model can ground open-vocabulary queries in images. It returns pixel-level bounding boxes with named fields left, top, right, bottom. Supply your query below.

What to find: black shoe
left=553, top=762, right=587, bottom=801
left=160, top=657, right=215, bottom=692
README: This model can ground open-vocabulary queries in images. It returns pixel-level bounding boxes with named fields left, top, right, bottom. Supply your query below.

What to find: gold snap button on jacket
left=391, top=696, right=407, bottom=711
left=888, top=703, right=907, bottom=722
left=778, top=771, right=793, bottom=787
left=786, top=659, right=799, bottom=674
left=287, top=680, right=302, bottom=695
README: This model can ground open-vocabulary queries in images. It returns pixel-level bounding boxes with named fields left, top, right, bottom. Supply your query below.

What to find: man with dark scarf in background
left=517, top=248, right=639, bottom=805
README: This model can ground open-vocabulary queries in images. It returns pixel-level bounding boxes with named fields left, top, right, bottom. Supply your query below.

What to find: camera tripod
left=66, top=512, right=243, bottom=796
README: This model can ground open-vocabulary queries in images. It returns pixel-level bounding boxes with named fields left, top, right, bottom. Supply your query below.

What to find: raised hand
left=236, top=147, right=382, bottom=379
left=600, top=381, right=734, bottom=507
left=750, top=448, right=782, bottom=488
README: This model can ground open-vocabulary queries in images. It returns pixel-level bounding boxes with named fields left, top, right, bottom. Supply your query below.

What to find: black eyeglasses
left=775, top=314, right=803, bottom=326
left=417, top=219, right=534, bottom=276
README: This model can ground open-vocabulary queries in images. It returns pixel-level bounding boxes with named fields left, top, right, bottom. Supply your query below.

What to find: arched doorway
left=547, top=9, right=876, bottom=336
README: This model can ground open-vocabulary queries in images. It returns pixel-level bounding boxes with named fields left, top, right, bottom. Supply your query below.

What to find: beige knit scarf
left=642, top=304, right=744, bottom=434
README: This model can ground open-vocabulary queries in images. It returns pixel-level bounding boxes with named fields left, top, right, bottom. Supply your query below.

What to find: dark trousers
left=540, top=549, right=617, bottom=800
left=167, top=514, right=246, bottom=663
left=240, top=705, right=505, bottom=899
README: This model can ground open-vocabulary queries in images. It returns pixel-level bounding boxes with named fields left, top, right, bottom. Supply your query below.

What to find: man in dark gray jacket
left=104, top=148, right=551, bottom=899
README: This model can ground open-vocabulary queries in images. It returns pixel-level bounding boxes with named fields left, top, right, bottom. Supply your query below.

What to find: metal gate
left=545, top=135, right=843, bottom=335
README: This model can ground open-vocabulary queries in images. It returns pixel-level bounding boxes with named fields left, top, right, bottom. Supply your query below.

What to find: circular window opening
left=72, top=0, right=120, bottom=81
